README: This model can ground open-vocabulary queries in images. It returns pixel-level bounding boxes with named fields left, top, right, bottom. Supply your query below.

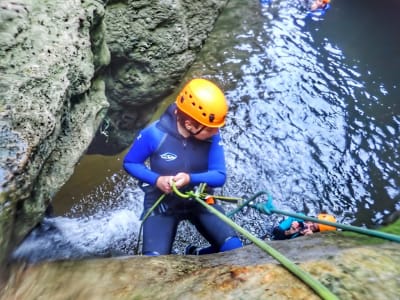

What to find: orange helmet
left=317, top=213, right=337, bottom=231
left=176, top=78, right=228, bottom=128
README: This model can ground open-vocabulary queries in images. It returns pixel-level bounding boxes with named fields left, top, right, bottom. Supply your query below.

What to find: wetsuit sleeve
left=189, top=133, right=226, bottom=187
left=123, top=123, right=164, bottom=185
left=277, top=217, right=295, bottom=230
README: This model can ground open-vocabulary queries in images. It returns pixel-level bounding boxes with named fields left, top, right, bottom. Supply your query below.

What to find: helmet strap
left=184, top=122, right=205, bottom=136
left=181, top=115, right=206, bottom=136
left=176, top=115, right=205, bottom=137
left=190, top=126, right=205, bottom=136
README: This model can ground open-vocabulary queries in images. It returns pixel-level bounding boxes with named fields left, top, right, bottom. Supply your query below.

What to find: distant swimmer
left=271, top=213, right=337, bottom=240
left=260, top=0, right=273, bottom=5
left=310, top=0, right=330, bottom=11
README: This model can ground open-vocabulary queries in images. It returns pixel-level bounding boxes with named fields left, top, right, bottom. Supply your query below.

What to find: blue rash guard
left=123, top=104, right=240, bottom=255
left=124, top=103, right=226, bottom=188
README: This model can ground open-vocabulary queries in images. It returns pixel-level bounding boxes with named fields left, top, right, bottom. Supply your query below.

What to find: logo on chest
left=160, top=152, right=178, bottom=162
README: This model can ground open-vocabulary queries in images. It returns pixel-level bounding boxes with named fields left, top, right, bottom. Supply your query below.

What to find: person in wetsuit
left=123, top=78, right=243, bottom=256
left=272, top=213, right=337, bottom=240
left=310, top=0, right=330, bottom=11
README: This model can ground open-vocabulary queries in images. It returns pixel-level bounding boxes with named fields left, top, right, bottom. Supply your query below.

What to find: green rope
left=171, top=184, right=339, bottom=300
left=136, top=193, right=166, bottom=254
left=226, top=191, right=269, bottom=217
left=186, top=193, right=242, bottom=204
left=212, top=195, right=243, bottom=202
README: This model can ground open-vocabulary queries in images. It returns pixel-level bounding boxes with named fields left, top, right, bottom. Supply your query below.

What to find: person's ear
left=184, top=120, right=192, bottom=130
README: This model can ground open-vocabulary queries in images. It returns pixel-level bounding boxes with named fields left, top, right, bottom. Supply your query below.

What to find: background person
left=272, top=213, right=336, bottom=240
left=310, top=0, right=330, bottom=11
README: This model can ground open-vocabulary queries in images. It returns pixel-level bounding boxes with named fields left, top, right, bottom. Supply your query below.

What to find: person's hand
left=156, top=175, right=173, bottom=194
left=172, top=172, right=190, bottom=188
left=301, top=228, right=314, bottom=236
left=300, top=222, right=317, bottom=235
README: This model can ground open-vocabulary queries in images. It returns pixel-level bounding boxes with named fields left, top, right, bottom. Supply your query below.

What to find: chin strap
left=187, top=125, right=205, bottom=136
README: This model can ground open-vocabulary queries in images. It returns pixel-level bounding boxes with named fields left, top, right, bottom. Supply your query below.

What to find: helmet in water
left=317, top=213, right=337, bottom=231
left=176, top=78, right=228, bottom=128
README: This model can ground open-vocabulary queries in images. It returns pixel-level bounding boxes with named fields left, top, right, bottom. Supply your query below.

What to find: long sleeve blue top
left=123, top=104, right=227, bottom=188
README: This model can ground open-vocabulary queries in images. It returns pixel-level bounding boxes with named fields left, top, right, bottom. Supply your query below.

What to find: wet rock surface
left=0, top=0, right=227, bottom=274
left=1, top=230, right=399, bottom=300
left=0, top=0, right=109, bottom=274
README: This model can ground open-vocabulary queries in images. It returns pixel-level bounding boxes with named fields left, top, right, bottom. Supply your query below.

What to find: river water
left=13, top=0, right=400, bottom=262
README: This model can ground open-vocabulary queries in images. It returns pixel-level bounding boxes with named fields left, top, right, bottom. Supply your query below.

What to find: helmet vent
left=180, top=96, right=184, bottom=103
left=209, top=114, right=215, bottom=123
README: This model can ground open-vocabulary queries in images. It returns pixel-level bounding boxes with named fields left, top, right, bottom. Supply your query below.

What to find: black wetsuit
left=124, top=104, right=238, bottom=255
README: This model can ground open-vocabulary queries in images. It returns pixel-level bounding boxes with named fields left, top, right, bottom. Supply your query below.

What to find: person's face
left=304, top=221, right=319, bottom=232
left=291, top=221, right=301, bottom=230
left=185, top=121, right=219, bottom=140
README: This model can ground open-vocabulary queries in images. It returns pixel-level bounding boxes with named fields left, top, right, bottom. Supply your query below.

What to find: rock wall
left=0, top=0, right=109, bottom=278
left=93, top=0, right=229, bottom=153
left=0, top=0, right=228, bottom=277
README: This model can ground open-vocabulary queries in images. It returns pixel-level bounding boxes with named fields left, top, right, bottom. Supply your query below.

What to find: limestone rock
left=95, top=0, right=229, bottom=153
left=0, top=0, right=229, bottom=276
left=0, top=0, right=109, bottom=272
left=1, top=230, right=399, bottom=299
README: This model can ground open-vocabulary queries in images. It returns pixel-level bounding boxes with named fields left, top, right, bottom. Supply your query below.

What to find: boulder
left=0, top=0, right=228, bottom=276
left=0, top=0, right=109, bottom=277
left=93, top=0, right=229, bottom=153
left=1, top=225, right=399, bottom=299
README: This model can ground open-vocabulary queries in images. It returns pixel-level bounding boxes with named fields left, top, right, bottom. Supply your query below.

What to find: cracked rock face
left=0, top=0, right=109, bottom=272
left=0, top=0, right=228, bottom=276
left=93, top=0, right=229, bottom=154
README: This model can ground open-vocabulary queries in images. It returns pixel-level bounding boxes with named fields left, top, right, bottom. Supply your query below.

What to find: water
left=211, top=0, right=400, bottom=228
left=14, top=0, right=400, bottom=262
